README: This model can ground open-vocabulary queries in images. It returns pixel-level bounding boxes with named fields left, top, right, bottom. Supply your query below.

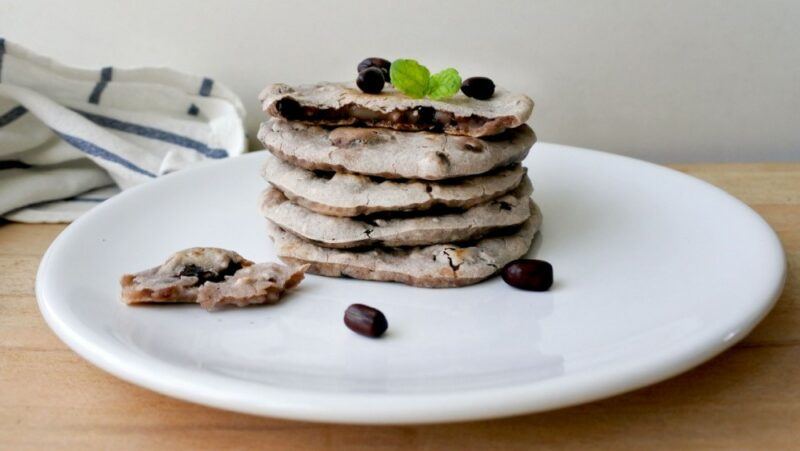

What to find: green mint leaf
left=426, top=68, right=462, bottom=100
left=390, top=59, right=430, bottom=99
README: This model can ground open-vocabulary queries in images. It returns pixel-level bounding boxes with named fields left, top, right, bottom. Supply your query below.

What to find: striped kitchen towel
left=0, top=38, right=247, bottom=222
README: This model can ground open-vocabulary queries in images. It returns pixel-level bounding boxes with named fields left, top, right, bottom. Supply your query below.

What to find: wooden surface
left=1, top=162, right=798, bottom=450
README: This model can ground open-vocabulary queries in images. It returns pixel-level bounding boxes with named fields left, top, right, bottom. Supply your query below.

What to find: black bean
left=356, top=68, right=386, bottom=94
left=275, top=98, right=303, bottom=120
left=344, top=303, right=388, bottom=338
left=179, top=264, right=204, bottom=278
left=178, top=264, right=216, bottom=286
left=179, top=261, right=243, bottom=285
left=357, top=57, right=391, bottom=82
left=461, top=77, right=496, bottom=100
left=407, top=106, right=435, bottom=125
left=501, top=259, right=553, bottom=291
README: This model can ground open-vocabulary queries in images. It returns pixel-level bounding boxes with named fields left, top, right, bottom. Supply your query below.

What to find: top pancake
left=258, top=119, right=535, bottom=180
left=259, top=82, right=534, bottom=137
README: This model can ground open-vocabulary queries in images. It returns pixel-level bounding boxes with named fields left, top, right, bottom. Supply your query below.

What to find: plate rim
left=35, top=144, right=787, bottom=424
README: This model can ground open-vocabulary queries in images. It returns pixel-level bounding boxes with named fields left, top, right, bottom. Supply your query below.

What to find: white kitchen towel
left=0, top=38, right=247, bottom=222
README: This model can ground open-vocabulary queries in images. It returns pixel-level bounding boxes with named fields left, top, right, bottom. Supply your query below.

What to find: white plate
left=36, top=144, right=786, bottom=424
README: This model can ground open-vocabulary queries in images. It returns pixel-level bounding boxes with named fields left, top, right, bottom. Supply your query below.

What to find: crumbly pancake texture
left=120, top=247, right=253, bottom=305
left=196, top=263, right=308, bottom=311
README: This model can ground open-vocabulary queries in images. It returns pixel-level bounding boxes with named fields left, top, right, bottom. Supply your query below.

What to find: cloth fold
left=0, top=38, right=247, bottom=222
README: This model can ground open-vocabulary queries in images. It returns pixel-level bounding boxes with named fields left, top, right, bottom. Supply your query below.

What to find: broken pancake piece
left=197, top=263, right=309, bottom=311
left=259, top=82, right=533, bottom=137
left=121, top=247, right=253, bottom=305
left=120, top=247, right=307, bottom=310
left=258, top=119, right=535, bottom=180
left=267, top=208, right=542, bottom=288
left=261, top=151, right=526, bottom=217
left=260, top=177, right=534, bottom=248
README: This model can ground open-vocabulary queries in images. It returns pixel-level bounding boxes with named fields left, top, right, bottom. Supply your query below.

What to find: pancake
left=261, top=151, right=526, bottom=217
left=260, top=177, right=534, bottom=248
left=258, top=119, right=535, bottom=180
left=259, top=82, right=533, bottom=137
left=266, top=209, right=541, bottom=288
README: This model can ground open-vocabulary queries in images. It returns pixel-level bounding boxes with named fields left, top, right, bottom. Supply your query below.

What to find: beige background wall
left=2, top=0, right=798, bottom=162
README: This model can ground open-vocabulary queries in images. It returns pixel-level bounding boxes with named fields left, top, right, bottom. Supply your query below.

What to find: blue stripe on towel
left=199, top=77, right=213, bottom=96
left=88, top=66, right=113, bottom=104
left=0, top=105, right=27, bottom=127
left=54, top=131, right=157, bottom=177
left=0, top=37, right=5, bottom=81
left=72, top=109, right=229, bottom=158
left=100, top=66, right=113, bottom=81
left=187, top=103, right=199, bottom=116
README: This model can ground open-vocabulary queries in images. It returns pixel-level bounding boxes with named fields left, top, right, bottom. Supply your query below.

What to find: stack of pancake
left=257, top=82, right=539, bottom=288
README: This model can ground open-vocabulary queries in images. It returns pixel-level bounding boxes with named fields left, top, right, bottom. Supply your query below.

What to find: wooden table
left=1, top=163, right=798, bottom=449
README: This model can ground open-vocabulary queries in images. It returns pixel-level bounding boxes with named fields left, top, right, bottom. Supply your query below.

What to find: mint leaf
left=426, top=68, right=461, bottom=100
left=390, top=59, right=430, bottom=99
